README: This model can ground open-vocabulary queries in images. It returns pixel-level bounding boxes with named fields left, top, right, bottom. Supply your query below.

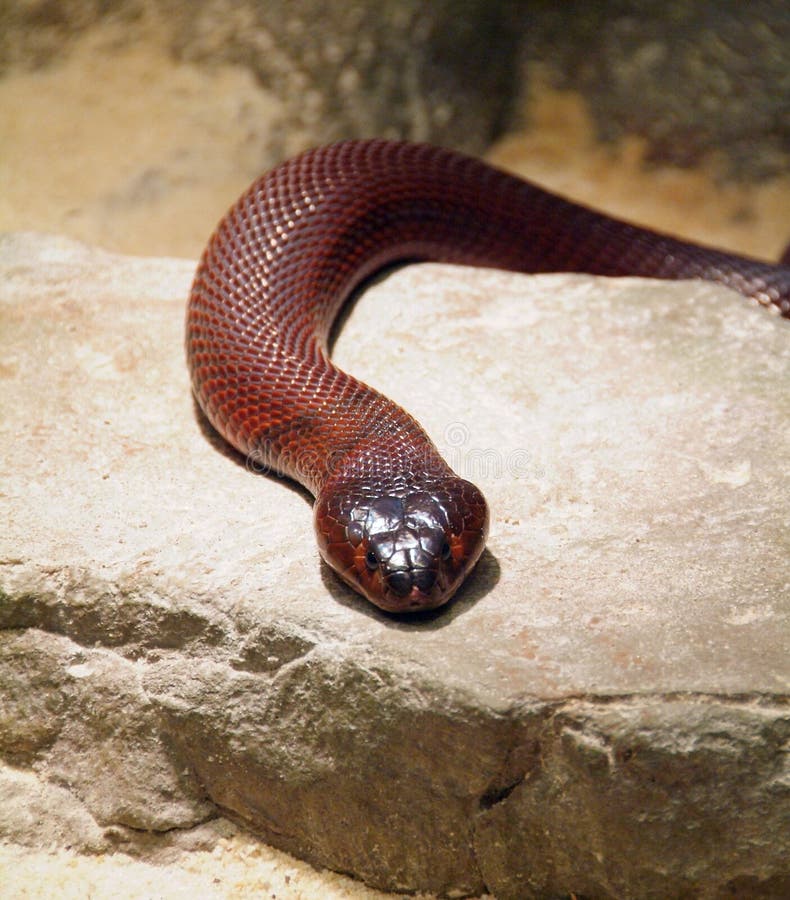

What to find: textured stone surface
left=0, top=0, right=522, bottom=159
left=1, top=233, right=789, bottom=897
left=3, top=2, right=787, bottom=180
left=520, top=0, right=790, bottom=179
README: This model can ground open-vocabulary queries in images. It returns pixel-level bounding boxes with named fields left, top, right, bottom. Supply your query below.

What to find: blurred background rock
left=1, top=0, right=788, bottom=259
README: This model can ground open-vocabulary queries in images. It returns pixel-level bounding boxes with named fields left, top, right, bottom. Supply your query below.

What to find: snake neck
left=312, top=426, right=453, bottom=499
left=237, top=357, right=456, bottom=498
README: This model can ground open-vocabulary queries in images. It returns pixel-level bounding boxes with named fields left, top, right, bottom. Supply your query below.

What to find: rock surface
left=1, top=233, right=788, bottom=897
left=0, top=0, right=522, bottom=160
left=521, top=0, right=790, bottom=179
left=3, top=2, right=788, bottom=179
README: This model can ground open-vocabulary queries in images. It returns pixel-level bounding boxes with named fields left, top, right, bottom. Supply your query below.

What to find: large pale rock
left=1, top=233, right=788, bottom=897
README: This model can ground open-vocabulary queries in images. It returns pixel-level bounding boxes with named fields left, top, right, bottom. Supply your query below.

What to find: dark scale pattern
left=187, top=139, right=790, bottom=613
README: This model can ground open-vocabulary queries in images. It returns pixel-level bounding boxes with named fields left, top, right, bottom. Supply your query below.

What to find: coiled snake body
left=187, top=139, right=789, bottom=613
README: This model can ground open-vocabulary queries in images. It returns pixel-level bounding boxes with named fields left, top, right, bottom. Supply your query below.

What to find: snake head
left=314, top=478, right=489, bottom=613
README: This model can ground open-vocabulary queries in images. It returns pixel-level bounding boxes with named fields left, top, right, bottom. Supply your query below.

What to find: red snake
left=186, top=139, right=789, bottom=613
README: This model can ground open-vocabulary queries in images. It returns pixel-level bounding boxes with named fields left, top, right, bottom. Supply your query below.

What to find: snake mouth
left=374, top=562, right=449, bottom=612
left=375, top=582, right=448, bottom=614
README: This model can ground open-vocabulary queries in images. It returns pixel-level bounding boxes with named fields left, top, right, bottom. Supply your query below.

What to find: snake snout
left=412, top=566, right=438, bottom=594
left=372, top=527, right=443, bottom=604
left=383, top=561, right=437, bottom=598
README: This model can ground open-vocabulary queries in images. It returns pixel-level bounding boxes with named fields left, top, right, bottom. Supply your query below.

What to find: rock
left=0, top=232, right=788, bottom=897
left=3, top=3, right=787, bottom=180
left=0, top=1, right=522, bottom=159
left=0, top=763, right=107, bottom=852
left=519, top=0, right=790, bottom=179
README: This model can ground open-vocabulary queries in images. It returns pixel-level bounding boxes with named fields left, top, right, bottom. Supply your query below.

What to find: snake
left=186, top=139, right=789, bottom=614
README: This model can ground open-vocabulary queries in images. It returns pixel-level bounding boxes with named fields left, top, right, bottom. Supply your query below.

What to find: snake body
left=186, top=139, right=789, bottom=613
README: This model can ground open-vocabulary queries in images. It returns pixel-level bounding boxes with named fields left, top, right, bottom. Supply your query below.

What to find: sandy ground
left=0, top=831, right=438, bottom=899
left=1, top=28, right=788, bottom=900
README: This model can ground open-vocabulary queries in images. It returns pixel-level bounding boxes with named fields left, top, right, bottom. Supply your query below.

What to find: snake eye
left=365, top=549, right=378, bottom=570
left=441, top=540, right=451, bottom=560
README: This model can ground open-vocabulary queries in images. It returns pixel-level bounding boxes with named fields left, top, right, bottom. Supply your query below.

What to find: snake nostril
left=413, top=568, right=437, bottom=593
left=387, top=570, right=412, bottom=596
left=365, top=549, right=378, bottom=570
